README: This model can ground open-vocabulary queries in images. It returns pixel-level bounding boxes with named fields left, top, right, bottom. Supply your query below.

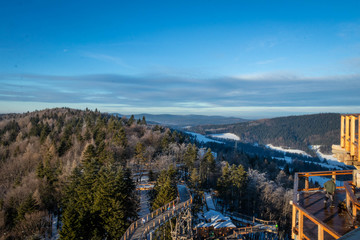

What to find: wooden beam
left=341, top=115, right=345, bottom=148
left=346, top=116, right=350, bottom=152
left=299, top=211, right=303, bottom=240
left=351, top=116, right=356, bottom=156
left=305, top=176, right=309, bottom=190
left=292, top=204, right=296, bottom=239
left=358, top=115, right=360, bottom=163
left=318, top=225, right=324, bottom=240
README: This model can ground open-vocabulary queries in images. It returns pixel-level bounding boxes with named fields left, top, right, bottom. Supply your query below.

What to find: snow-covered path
left=138, top=190, right=151, bottom=218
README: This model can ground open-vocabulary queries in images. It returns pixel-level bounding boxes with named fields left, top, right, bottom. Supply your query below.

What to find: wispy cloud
left=337, top=22, right=360, bottom=39
left=0, top=72, right=359, bottom=117
left=256, top=57, right=285, bottom=65
left=83, top=52, right=134, bottom=69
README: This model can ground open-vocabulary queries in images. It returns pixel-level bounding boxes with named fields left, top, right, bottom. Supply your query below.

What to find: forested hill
left=190, top=113, right=341, bottom=153
left=0, top=108, right=185, bottom=239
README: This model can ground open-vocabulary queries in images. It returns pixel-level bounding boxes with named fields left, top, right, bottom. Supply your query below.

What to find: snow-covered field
left=309, top=145, right=346, bottom=167
left=266, top=144, right=311, bottom=157
left=185, top=131, right=223, bottom=144
left=309, top=176, right=343, bottom=187
left=273, top=155, right=343, bottom=170
left=210, top=133, right=240, bottom=141
left=273, top=155, right=344, bottom=170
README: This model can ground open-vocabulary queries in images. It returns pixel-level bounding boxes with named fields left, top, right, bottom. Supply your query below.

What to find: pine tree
left=152, top=168, right=177, bottom=210
left=59, top=201, right=81, bottom=240
left=141, top=116, right=147, bottom=125
left=82, top=144, right=96, bottom=165
left=184, top=144, right=197, bottom=173
left=135, top=142, right=146, bottom=165
left=16, top=194, right=38, bottom=222
left=152, top=176, right=176, bottom=210
left=190, top=168, right=200, bottom=190
left=127, top=115, right=135, bottom=126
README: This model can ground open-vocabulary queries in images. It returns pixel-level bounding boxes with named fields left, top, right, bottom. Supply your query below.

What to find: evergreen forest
left=0, top=108, right=342, bottom=239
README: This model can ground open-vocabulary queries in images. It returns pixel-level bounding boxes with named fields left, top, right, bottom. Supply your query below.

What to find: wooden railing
left=223, top=211, right=277, bottom=226
left=292, top=170, right=354, bottom=240
left=121, top=185, right=192, bottom=240
left=344, top=181, right=360, bottom=218
left=139, top=198, right=192, bottom=239
left=233, top=224, right=277, bottom=237
left=136, top=182, right=155, bottom=190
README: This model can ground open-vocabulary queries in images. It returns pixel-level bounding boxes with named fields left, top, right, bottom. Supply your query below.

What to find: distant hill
left=112, top=113, right=249, bottom=127
left=189, top=113, right=341, bottom=154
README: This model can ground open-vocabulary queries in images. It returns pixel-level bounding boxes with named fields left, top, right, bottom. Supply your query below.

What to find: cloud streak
left=0, top=72, right=359, bottom=118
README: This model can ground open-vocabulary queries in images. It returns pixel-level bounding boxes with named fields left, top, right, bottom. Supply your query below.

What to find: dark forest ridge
left=189, top=113, right=341, bottom=154
left=112, top=113, right=249, bottom=127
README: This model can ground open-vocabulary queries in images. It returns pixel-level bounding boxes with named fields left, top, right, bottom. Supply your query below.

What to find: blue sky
left=1, top=0, right=360, bottom=118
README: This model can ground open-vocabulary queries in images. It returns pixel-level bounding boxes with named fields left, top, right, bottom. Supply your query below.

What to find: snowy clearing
left=266, top=144, right=311, bottom=157
left=309, top=145, right=346, bottom=167
left=185, top=131, right=224, bottom=144
left=308, top=176, right=343, bottom=187
left=210, top=133, right=240, bottom=141
left=272, top=155, right=343, bottom=170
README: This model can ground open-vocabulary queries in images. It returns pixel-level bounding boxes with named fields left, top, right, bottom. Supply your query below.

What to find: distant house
left=195, top=210, right=236, bottom=238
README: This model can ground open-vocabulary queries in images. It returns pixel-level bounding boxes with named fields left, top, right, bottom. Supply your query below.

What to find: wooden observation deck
left=291, top=170, right=360, bottom=239
left=292, top=115, right=360, bottom=239
left=332, top=114, right=360, bottom=168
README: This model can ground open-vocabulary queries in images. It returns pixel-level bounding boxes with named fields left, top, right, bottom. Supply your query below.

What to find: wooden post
left=318, top=225, right=324, bottom=240
left=332, top=172, right=336, bottom=182
left=305, top=175, right=309, bottom=190
left=358, top=116, right=360, bottom=162
left=351, top=116, right=356, bottom=156
left=291, top=204, right=296, bottom=239
left=341, top=115, right=345, bottom=148
left=346, top=192, right=351, bottom=212
left=346, top=116, right=350, bottom=152
left=353, top=203, right=357, bottom=218
left=299, top=211, right=303, bottom=240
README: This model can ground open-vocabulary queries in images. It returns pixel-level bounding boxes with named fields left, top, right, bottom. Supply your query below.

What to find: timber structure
left=292, top=114, right=360, bottom=239
left=332, top=114, right=360, bottom=168
left=121, top=184, right=192, bottom=240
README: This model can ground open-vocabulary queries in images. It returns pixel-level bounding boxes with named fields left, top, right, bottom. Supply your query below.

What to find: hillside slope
left=190, top=113, right=341, bottom=153
left=0, top=108, right=186, bottom=239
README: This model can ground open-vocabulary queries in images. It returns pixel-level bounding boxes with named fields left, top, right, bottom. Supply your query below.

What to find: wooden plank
left=346, top=116, right=350, bottom=152
left=351, top=116, right=356, bottom=156
left=292, top=204, right=296, bottom=239
left=299, top=211, right=303, bottom=239
left=358, top=115, right=360, bottom=162
left=341, top=115, right=345, bottom=148
left=293, top=202, right=342, bottom=239
left=344, top=182, right=360, bottom=209
left=318, top=225, right=324, bottom=240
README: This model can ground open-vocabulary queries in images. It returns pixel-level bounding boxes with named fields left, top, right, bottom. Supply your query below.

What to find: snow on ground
left=185, top=131, right=223, bottom=144
left=272, top=155, right=343, bottom=170
left=204, top=192, right=216, bottom=210
left=50, top=214, right=59, bottom=240
left=273, top=156, right=293, bottom=163
left=210, top=133, right=240, bottom=141
left=309, top=176, right=343, bottom=187
left=138, top=190, right=151, bottom=218
left=266, top=144, right=311, bottom=157
left=310, top=145, right=347, bottom=167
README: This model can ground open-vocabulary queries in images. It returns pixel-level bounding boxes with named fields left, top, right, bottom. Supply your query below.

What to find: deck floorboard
left=300, top=190, right=354, bottom=239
